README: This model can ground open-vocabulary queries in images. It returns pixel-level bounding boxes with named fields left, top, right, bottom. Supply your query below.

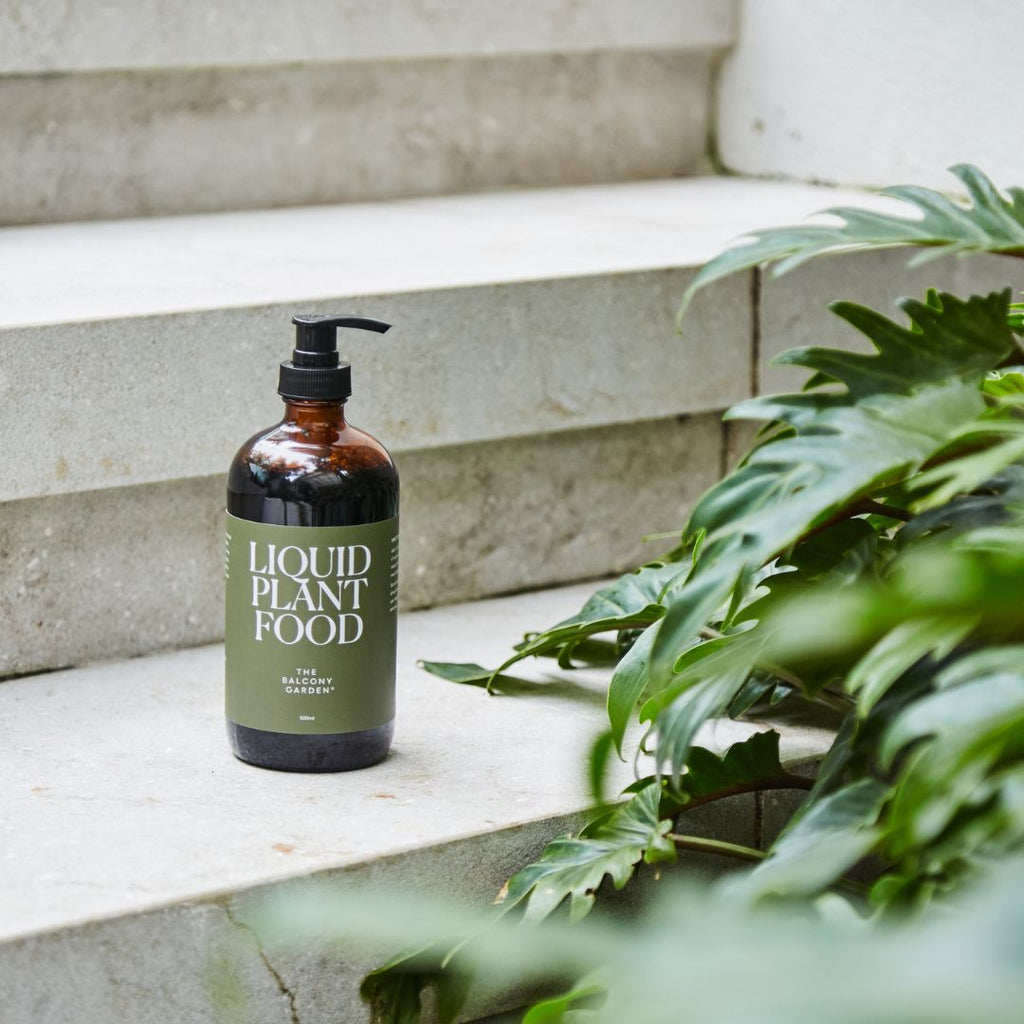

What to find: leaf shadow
left=484, top=672, right=608, bottom=709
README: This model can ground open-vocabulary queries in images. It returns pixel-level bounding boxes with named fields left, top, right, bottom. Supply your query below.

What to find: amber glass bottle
left=225, top=315, right=399, bottom=772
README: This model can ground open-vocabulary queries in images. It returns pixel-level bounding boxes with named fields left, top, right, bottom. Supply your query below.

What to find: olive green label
left=225, top=513, right=398, bottom=735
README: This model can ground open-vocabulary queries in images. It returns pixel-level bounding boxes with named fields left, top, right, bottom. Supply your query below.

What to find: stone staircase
left=0, top=3, right=1013, bottom=1021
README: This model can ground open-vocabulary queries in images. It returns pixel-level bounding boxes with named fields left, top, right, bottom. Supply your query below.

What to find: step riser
left=0, top=269, right=750, bottom=503
left=1, top=51, right=711, bottom=224
left=0, top=816, right=591, bottom=1024
left=0, top=801, right=757, bottom=1024
left=0, top=415, right=723, bottom=678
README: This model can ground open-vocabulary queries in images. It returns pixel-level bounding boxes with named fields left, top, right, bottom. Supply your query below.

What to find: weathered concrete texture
left=0, top=817, right=586, bottom=1024
left=398, top=414, right=722, bottom=609
left=0, top=0, right=736, bottom=74
left=0, top=415, right=721, bottom=676
left=0, top=902, right=289, bottom=1024
left=721, top=417, right=763, bottom=476
left=0, top=267, right=749, bottom=504
left=0, top=803, right=756, bottom=1024
left=758, top=250, right=1022, bottom=394
left=0, top=580, right=832, bottom=1023
left=0, top=475, right=225, bottom=677
left=0, top=50, right=710, bottom=224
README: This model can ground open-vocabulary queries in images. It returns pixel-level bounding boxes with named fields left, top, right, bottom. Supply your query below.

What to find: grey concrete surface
left=0, top=50, right=711, bottom=224
left=0, top=580, right=833, bottom=1022
left=0, top=178, right=894, bottom=503
left=0, top=267, right=750, bottom=504
left=397, top=414, right=723, bottom=608
left=0, top=0, right=736, bottom=74
left=0, top=415, right=720, bottom=677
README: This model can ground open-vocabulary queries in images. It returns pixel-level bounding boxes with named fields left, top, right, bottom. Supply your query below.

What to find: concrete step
left=0, top=176, right=867, bottom=676
left=1, top=177, right=880, bottom=501
left=0, top=580, right=834, bottom=1024
left=3, top=175, right=1003, bottom=678
left=0, top=1, right=735, bottom=224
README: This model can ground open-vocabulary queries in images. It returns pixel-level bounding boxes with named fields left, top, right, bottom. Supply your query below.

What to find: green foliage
left=499, top=780, right=674, bottom=923
left=727, top=780, right=888, bottom=902
left=679, top=163, right=1024, bottom=316
left=420, top=561, right=682, bottom=694
left=258, top=856, right=1024, bottom=1024
left=327, top=166, right=1024, bottom=1020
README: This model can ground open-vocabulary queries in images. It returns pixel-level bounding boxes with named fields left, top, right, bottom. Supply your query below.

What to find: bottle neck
left=282, top=399, right=347, bottom=428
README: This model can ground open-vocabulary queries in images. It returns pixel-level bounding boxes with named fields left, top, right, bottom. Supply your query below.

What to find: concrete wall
left=717, top=0, right=1022, bottom=190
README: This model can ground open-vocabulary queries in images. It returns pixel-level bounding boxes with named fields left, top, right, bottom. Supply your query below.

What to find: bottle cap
left=278, top=314, right=391, bottom=401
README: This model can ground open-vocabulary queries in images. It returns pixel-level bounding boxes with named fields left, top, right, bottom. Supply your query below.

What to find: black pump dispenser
left=278, top=314, right=391, bottom=401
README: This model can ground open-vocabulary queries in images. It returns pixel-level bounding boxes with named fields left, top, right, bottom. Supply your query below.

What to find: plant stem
left=856, top=498, right=913, bottom=522
left=680, top=774, right=814, bottom=813
left=667, top=833, right=766, bottom=864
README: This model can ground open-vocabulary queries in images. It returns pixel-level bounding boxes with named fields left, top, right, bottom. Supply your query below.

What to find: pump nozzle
left=279, top=314, right=392, bottom=401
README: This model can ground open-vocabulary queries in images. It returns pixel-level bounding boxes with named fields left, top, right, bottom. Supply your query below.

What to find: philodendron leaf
left=360, top=942, right=472, bottom=1024
left=499, top=781, right=674, bottom=924
left=983, top=366, right=1024, bottom=395
left=606, top=622, right=658, bottom=756
left=881, top=666, right=1024, bottom=856
left=507, top=732, right=807, bottom=926
left=728, top=779, right=890, bottom=902
left=847, top=615, right=977, bottom=718
left=679, top=164, right=1024, bottom=317
left=522, top=979, right=606, bottom=1023
left=651, top=289, right=1016, bottom=687
left=420, top=561, right=684, bottom=693
left=641, top=636, right=761, bottom=782
left=627, top=731, right=806, bottom=812
left=671, top=730, right=795, bottom=802
left=416, top=661, right=493, bottom=686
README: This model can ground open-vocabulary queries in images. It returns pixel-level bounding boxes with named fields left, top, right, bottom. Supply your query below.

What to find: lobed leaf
left=499, top=781, right=674, bottom=923
left=419, top=562, right=685, bottom=693
left=727, top=780, right=890, bottom=902
left=652, top=290, right=1015, bottom=690
left=679, top=164, right=1024, bottom=317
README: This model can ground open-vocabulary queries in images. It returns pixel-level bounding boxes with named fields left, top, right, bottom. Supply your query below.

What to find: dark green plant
left=367, top=166, right=1024, bottom=1021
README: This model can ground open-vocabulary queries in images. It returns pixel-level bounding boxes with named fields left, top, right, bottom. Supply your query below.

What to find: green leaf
left=881, top=670, right=1024, bottom=856
left=417, top=661, right=492, bottom=686
left=910, top=432, right=1024, bottom=511
left=523, top=980, right=606, bottom=1023
left=641, top=637, right=758, bottom=782
left=899, top=466, right=1024, bottom=543
left=729, top=780, right=890, bottom=901
left=360, top=943, right=472, bottom=1024
left=652, top=289, right=1015, bottom=687
left=674, top=731, right=789, bottom=799
left=606, top=622, right=658, bottom=757
left=935, top=646, right=1024, bottom=689
left=847, top=615, right=977, bottom=718
left=727, top=672, right=780, bottom=717
left=628, top=731, right=799, bottom=809
left=260, top=857, right=1024, bottom=1024
left=680, top=164, right=1024, bottom=316
left=420, top=562, right=684, bottom=693
left=587, top=730, right=616, bottom=805
left=499, top=781, right=674, bottom=923
left=983, top=367, right=1024, bottom=396
left=508, top=733, right=807, bottom=929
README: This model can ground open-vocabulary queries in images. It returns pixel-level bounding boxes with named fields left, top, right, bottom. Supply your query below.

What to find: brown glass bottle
left=226, top=315, right=398, bottom=772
